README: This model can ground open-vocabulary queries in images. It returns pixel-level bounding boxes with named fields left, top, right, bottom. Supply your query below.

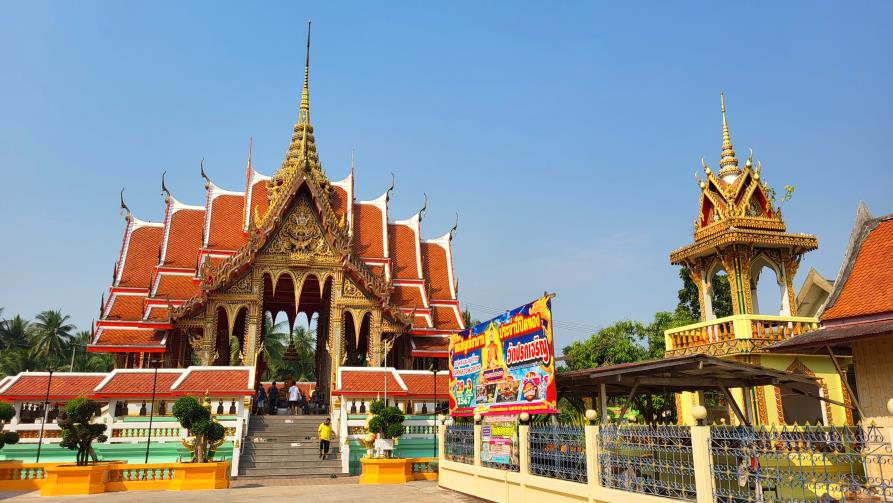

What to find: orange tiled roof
left=248, top=180, right=269, bottom=228
left=389, top=222, right=420, bottom=279
left=117, top=225, right=164, bottom=288
left=353, top=203, right=385, bottom=257
left=392, top=284, right=426, bottom=309
left=411, top=336, right=450, bottom=354
left=399, top=372, right=449, bottom=396
left=338, top=371, right=406, bottom=395
left=145, top=306, right=170, bottom=321
left=432, top=305, right=462, bottom=331
left=332, top=185, right=349, bottom=220
left=206, top=193, right=246, bottom=250
left=175, top=368, right=252, bottom=394
left=421, top=241, right=453, bottom=299
left=91, top=328, right=166, bottom=349
left=823, top=218, right=893, bottom=320
left=0, top=374, right=106, bottom=399
left=161, top=208, right=205, bottom=268
left=154, top=274, right=199, bottom=300
left=105, top=294, right=146, bottom=320
left=95, top=371, right=184, bottom=396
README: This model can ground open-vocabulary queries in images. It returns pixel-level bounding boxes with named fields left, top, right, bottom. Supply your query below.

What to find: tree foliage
left=561, top=308, right=697, bottom=423
left=367, top=399, right=406, bottom=440
left=0, top=402, right=19, bottom=450
left=0, top=310, right=112, bottom=376
left=58, top=398, right=107, bottom=466
left=172, top=396, right=225, bottom=463
left=677, top=268, right=732, bottom=320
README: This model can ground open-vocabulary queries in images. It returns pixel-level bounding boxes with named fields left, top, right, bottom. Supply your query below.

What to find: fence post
left=690, top=425, right=713, bottom=503
left=585, top=424, right=599, bottom=501
left=518, top=423, right=529, bottom=475
left=474, top=423, right=482, bottom=469
left=438, top=423, right=445, bottom=464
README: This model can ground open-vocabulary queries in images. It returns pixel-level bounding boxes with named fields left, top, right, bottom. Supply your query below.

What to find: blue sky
left=1, top=2, right=891, bottom=350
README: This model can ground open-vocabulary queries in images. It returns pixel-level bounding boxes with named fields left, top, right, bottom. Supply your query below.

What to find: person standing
left=254, top=383, right=266, bottom=416
left=268, top=381, right=279, bottom=415
left=288, top=382, right=300, bottom=415
left=318, top=417, right=333, bottom=460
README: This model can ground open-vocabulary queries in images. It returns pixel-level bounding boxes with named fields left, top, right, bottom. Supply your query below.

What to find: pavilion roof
left=334, top=367, right=448, bottom=398
left=557, top=354, right=819, bottom=396
left=0, top=366, right=256, bottom=401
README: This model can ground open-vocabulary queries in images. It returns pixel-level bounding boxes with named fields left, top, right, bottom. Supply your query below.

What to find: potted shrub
left=367, top=400, right=405, bottom=459
left=172, top=396, right=225, bottom=463
left=0, top=402, right=20, bottom=451
left=58, top=398, right=107, bottom=466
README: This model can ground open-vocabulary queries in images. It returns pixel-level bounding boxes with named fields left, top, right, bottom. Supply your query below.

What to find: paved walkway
left=0, top=480, right=482, bottom=502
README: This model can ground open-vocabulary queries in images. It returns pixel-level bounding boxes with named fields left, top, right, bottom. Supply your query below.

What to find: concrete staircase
left=238, top=414, right=342, bottom=479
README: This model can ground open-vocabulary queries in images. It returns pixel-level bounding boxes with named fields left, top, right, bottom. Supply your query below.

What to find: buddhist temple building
left=664, top=94, right=853, bottom=426
left=88, top=23, right=464, bottom=399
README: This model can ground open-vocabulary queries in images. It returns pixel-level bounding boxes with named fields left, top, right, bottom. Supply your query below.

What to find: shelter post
left=690, top=425, right=713, bottom=503
left=599, top=383, right=608, bottom=424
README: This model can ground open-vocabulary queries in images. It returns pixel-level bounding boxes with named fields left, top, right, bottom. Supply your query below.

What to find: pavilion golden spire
left=718, top=92, right=741, bottom=179
left=286, top=19, right=318, bottom=164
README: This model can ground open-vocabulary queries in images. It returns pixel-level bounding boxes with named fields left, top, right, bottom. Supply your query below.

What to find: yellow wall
left=853, top=338, right=893, bottom=427
left=674, top=354, right=852, bottom=426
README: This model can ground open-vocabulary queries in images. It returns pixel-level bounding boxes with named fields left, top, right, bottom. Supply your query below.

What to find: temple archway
left=751, top=254, right=788, bottom=316
left=214, top=306, right=229, bottom=366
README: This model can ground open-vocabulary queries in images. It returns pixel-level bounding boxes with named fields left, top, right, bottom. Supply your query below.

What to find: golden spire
left=286, top=19, right=318, bottom=164
left=718, top=92, right=741, bottom=179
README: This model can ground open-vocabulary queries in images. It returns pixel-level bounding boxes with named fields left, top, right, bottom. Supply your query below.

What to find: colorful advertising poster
left=480, top=415, right=519, bottom=467
left=448, top=295, right=557, bottom=416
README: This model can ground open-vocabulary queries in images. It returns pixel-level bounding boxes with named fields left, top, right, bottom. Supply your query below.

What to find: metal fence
left=444, top=424, right=475, bottom=464
left=710, top=423, right=893, bottom=502
left=598, top=424, right=697, bottom=501
left=528, top=424, right=588, bottom=483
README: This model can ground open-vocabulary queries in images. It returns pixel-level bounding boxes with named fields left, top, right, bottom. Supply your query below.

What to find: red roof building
left=89, top=24, right=462, bottom=386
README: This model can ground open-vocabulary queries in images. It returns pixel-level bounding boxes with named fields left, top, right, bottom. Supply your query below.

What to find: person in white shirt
left=288, top=382, right=300, bottom=415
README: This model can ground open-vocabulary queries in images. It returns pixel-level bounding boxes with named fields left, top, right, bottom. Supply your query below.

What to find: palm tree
left=1, top=347, right=45, bottom=375
left=229, top=334, right=242, bottom=366
left=0, top=315, right=31, bottom=351
left=261, top=313, right=290, bottom=379
left=32, top=310, right=76, bottom=362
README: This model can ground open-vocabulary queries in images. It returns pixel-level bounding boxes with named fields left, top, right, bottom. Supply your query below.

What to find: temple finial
left=718, top=92, right=741, bottom=180
left=299, top=19, right=311, bottom=125
left=161, top=171, right=170, bottom=202
left=120, top=188, right=131, bottom=220
left=200, top=158, right=211, bottom=188
left=248, top=137, right=253, bottom=169
left=418, top=193, right=428, bottom=222
left=285, top=19, right=318, bottom=164
left=351, top=147, right=356, bottom=175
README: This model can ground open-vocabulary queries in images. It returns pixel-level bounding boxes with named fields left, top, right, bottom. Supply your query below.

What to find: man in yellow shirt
left=318, top=417, right=334, bottom=460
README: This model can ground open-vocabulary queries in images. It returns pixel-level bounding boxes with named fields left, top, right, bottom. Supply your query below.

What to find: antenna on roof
left=161, top=171, right=171, bottom=202
left=418, top=193, right=428, bottom=222
left=200, top=158, right=211, bottom=189
left=120, top=188, right=131, bottom=220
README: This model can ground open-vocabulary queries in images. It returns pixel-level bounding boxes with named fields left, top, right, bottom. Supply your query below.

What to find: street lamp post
left=144, top=359, right=160, bottom=463
left=35, top=368, right=55, bottom=463
left=432, top=366, right=438, bottom=460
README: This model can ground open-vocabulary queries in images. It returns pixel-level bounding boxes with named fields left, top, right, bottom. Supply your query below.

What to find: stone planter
left=169, top=461, right=230, bottom=491
left=41, top=463, right=112, bottom=496
left=359, top=458, right=413, bottom=484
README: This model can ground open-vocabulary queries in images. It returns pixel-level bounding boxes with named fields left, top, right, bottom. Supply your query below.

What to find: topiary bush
left=172, top=396, right=225, bottom=463
left=0, top=402, right=19, bottom=450
left=367, top=399, right=406, bottom=440
left=58, top=398, right=107, bottom=466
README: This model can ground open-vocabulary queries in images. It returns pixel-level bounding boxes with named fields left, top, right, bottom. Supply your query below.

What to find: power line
left=462, top=302, right=600, bottom=334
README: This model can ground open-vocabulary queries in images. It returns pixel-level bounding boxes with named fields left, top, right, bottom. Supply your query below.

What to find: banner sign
left=448, top=295, right=557, bottom=416
left=480, top=415, right=518, bottom=467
